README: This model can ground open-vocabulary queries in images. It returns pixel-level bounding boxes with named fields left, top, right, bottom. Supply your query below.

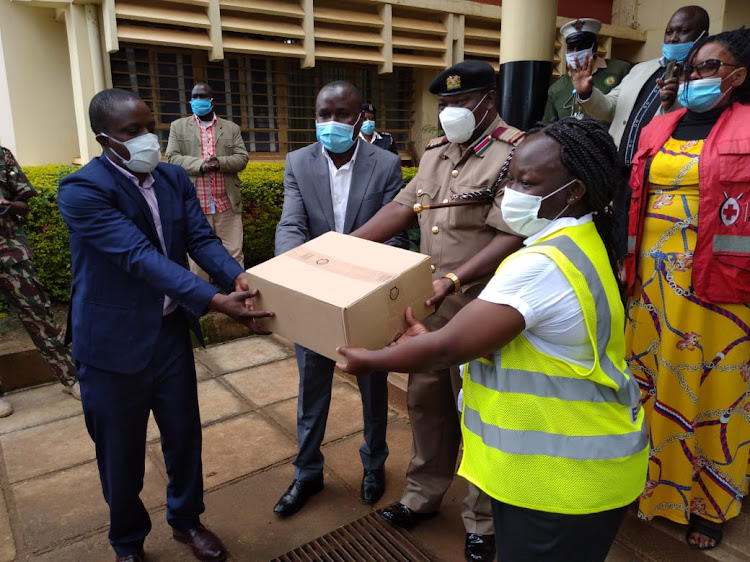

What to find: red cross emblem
left=719, top=193, right=742, bottom=227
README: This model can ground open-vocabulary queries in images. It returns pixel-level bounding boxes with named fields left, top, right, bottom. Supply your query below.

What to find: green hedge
left=16, top=163, right=420, bottom=304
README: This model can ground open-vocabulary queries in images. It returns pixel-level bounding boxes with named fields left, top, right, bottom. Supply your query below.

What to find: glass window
left=110, top=45, right=414, bottom=157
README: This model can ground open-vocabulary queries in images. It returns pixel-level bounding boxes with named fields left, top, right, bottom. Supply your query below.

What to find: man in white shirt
left=273, top=81, right=408, bottom=516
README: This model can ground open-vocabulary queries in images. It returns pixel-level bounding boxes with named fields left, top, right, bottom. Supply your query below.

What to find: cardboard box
left=246, top=232, right=435, bottom=361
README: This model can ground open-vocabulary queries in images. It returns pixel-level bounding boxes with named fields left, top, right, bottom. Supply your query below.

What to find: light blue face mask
left=678, top=72, right=736, bottom=112
left=190, top=98, right=213, bottom=117
left=316, top=118, right=359, bottom=153
left=662, top=41, right=695, bottom=62
left=360, top=120, right=376, bottom=135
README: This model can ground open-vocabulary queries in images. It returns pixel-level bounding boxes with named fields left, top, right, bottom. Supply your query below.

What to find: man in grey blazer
left=166, top=83, right=249, bottom=279
left=274, top=80, right=408, bottom=517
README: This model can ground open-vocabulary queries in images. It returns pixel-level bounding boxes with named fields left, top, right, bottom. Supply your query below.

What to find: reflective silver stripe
left=470, top=362, right=624, bottom=404
left=532, top=236, right=640, bottom=408
left=627, top=235, right=637, bottom=252
left=463, top=404, right=647, bottom=460
left=713, top=235, right=750, bottom=254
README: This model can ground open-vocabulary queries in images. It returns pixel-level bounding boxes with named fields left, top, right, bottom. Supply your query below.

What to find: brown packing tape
left=287, top=246, right=397, bottom=284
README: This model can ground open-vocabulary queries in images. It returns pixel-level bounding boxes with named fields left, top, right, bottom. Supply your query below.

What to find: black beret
left=429, top=60, right=496, bottom=96
left=362, top=103, right=376, bottom=114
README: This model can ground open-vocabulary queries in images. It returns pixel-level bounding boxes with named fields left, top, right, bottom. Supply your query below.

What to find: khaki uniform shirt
left=394, top=115, right=522, bottom=329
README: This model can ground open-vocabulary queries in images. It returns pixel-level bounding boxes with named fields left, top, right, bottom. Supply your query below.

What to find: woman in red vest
left=624, top=28, right=750, bottom=551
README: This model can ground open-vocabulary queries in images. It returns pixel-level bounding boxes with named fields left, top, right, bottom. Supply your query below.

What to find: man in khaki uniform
left=166, top=82, right=248, bottom=280
left=352, top=60, right=524, bottom=562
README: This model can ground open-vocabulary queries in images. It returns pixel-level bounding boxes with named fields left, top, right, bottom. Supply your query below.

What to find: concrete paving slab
left=195, top=359, right=214, bottom=381
left=223, top=358, right=300, bottom=407
left=0, top=489, right=15, bottom=562
left=197, top=378, right=251, bottom=424
left=264, top=382, right=374, bottom=446
left=0, top=385, right=81, bottom=436
left=199, top=412, right=298, bottom=490
left=201, top=463, right=373, bottom=561
left=194, top=336, right=292, bottom=376
left=606, top=542, right=641, bottom=561
left=146, top=412, right=160, bottom=443
left=322, top=417, right=413, bottom=508
left=408, top=473, right=473, bottom=562
left=30, top=517, right=205, bottom=562
left=1, top=414, right=93, bottom=483
left=12, top=457, right=166, bottom=553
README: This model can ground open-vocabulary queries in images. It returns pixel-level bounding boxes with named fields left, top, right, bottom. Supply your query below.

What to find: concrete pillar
left=64, top=4, right=107, bottom=163
left=498, top=0, right=557, bottom=130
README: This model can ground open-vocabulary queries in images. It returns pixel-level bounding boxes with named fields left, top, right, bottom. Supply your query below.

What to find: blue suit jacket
left=58, top=157, right=243, bottom=374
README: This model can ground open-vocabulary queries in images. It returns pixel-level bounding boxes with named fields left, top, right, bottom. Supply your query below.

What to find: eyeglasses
left=684, top=59, right=741, bottom=78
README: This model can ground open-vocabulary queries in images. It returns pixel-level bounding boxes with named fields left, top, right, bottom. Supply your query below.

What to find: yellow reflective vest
left=458, top=221, right=648, bottom=514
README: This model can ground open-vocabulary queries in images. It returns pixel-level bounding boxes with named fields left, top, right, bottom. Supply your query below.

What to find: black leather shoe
left=273, top=474, right=324, bottom=516
left=380, top=502, right=437, bottom=529
left=115, top=550, right=144, bottom=562
left=361, top=469, right=385, bottom=504
left=172, top=524, right=227, bottom=562
left=465, top=533, right=496, bottom=562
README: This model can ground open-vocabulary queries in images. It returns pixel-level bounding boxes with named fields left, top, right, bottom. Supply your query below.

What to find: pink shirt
left=106, top=156, right=177, bottom=315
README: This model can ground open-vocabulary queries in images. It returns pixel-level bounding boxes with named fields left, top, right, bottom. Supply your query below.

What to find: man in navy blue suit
left=57, top=89, right=272, bottom=562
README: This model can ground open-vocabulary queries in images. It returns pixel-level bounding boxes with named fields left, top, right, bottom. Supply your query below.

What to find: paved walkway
left=0, top=334, right=743, bottom=561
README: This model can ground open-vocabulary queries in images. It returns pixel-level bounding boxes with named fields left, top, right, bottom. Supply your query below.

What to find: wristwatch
left=443, top=272, right=461, bottom=295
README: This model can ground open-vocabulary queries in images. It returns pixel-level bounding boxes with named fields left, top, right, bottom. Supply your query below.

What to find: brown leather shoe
left=172, top=524, right=227, bottom=562
left=115, top=548, right=144, bottom=562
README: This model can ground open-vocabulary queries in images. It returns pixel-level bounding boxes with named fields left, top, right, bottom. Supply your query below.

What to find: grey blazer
left=275, top=140, right=408, bottom=254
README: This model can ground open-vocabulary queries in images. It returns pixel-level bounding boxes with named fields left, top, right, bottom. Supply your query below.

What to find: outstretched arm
left=337, top=299, right=526, bottom=375
left=351, top=200, right=415, bottom=243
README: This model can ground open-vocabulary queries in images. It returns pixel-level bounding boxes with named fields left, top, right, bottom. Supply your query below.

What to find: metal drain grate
left=271, top=511, right=440, bottom=561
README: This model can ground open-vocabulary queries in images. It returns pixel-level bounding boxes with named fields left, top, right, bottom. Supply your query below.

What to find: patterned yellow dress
left=625, top=136, right=750, bottom=525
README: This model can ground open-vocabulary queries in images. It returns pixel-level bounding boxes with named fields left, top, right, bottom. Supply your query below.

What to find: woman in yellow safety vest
left=337, top=117, right=648, bottom=561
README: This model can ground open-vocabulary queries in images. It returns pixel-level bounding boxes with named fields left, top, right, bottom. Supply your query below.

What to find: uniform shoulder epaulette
left=425, top=135, right=449, bottom=150
left=490, top=125, right=525, bottom=146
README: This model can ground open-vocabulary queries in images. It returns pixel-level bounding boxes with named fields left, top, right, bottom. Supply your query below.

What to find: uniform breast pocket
left=448, top=184, right=491, bottom=230
left=414, top=180, right=442, bottom=227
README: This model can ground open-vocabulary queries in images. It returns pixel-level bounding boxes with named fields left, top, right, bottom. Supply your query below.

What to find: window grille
left=110, top=44, right=414, bottom=158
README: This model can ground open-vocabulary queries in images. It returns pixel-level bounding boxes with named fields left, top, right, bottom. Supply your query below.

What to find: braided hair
left=682, top=27, right=750, bottom=104
left=527, top=118, right=622, bottom=286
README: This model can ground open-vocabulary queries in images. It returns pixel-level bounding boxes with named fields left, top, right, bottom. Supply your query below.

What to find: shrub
left=238, top=163, right=285, bottom=266
left=23, top=164, right=79, bottom=302
left=13, top=162, right=420, bottom=303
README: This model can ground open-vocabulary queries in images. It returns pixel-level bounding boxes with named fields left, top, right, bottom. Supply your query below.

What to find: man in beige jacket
left=166, top=83, right=248, bottom=279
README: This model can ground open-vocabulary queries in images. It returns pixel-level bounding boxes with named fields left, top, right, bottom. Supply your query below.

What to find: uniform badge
left=605, top=76, right=616, bottom=86
left=719, top=192, right=743, bottom=227
left=446, top=75, right=461, bottom=91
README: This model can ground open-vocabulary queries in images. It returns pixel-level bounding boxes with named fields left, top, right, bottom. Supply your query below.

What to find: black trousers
left=491, top=499, right=627, bottom=561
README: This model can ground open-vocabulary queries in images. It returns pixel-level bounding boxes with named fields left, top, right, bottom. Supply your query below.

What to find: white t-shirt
left=478, top=214, right=597, bottom=368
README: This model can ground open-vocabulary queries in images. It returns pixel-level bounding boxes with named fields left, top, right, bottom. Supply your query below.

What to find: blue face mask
left=316, top=120, right=358, bottom=153
left=360, top=120, right=376, bottom=135
left=678, top=75, right=734, bottom=112
left=190, top=98, right=213, bottom=117
left=662, top=41, right=695, bottom=62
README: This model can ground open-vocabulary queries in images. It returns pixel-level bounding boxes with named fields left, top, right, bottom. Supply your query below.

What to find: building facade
left=0, top=0, right=745, bottom=165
